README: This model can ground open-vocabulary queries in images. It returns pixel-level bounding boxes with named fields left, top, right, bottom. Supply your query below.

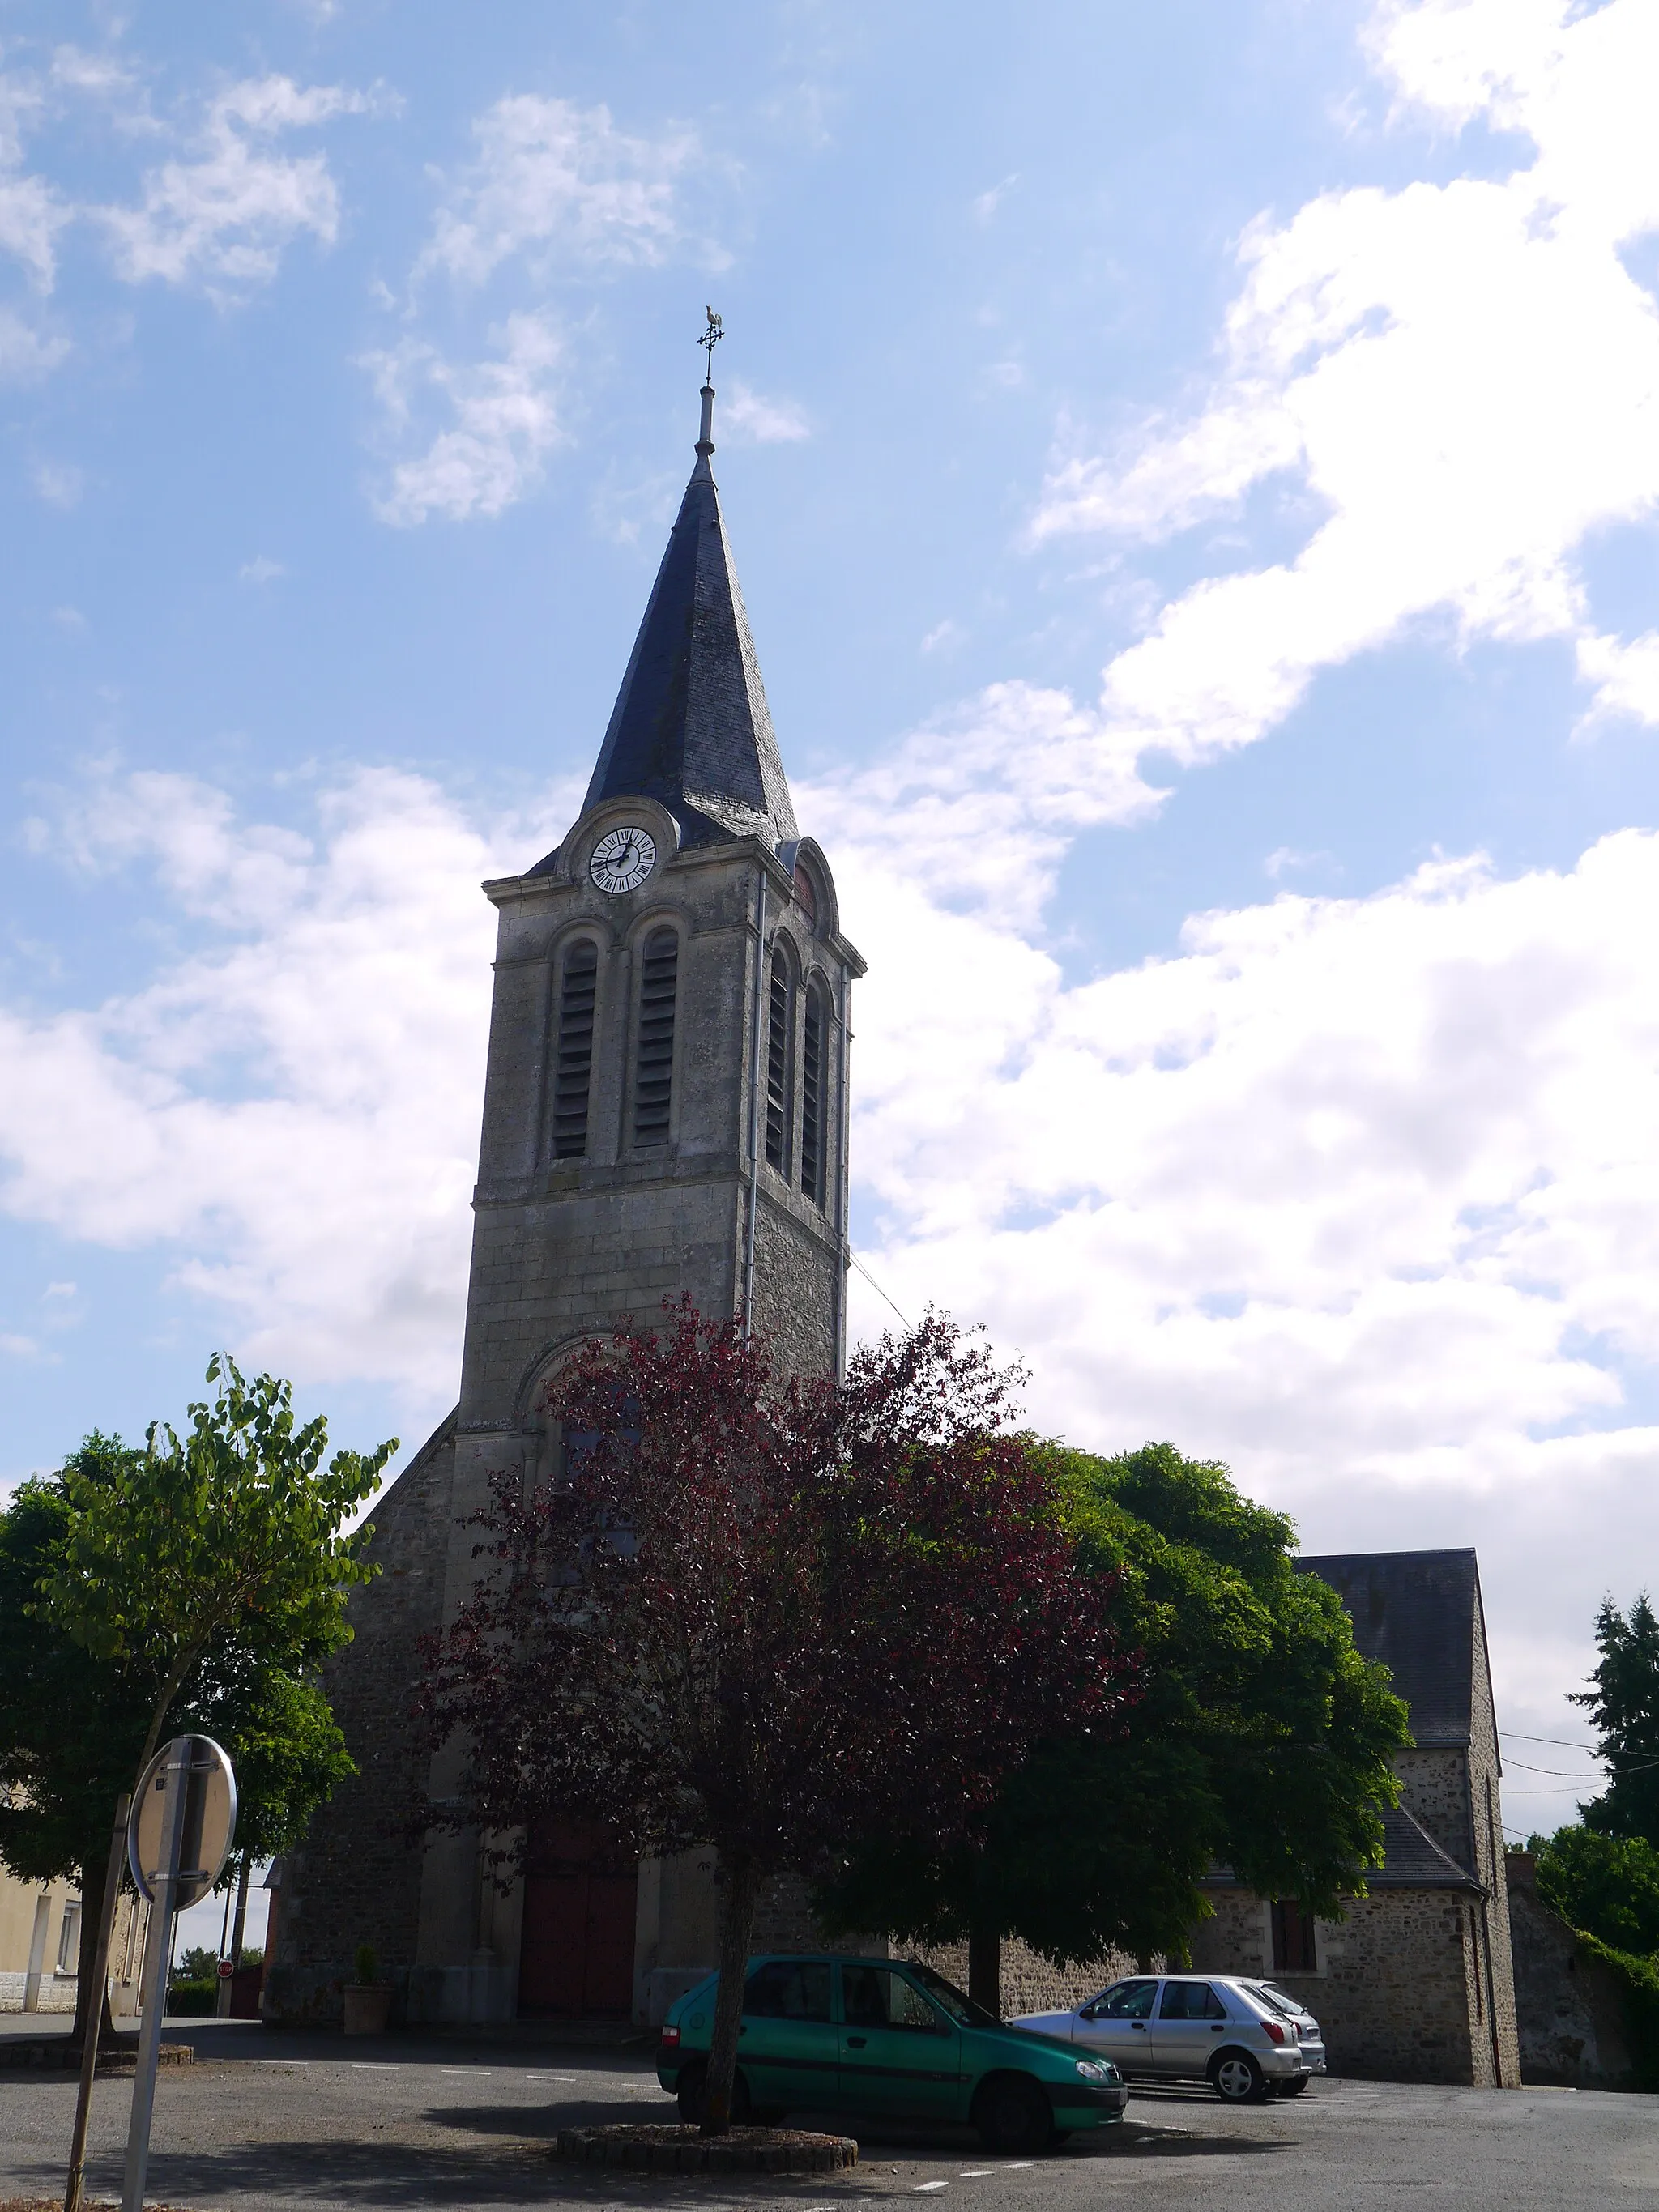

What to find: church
left=267, top=375, right=1526, bottom=2090
left=267, top=370, right=865, bottom=2028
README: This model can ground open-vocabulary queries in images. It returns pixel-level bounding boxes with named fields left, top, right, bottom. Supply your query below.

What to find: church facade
left=267, top=379, right=864, bottom=2028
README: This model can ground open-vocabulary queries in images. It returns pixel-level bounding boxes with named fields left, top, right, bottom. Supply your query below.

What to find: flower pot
left=343, top=1984, right=393, bottom=2035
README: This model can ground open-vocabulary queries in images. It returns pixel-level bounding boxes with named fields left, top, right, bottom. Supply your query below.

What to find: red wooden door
left=518, top=1818, right=638, bottom=2018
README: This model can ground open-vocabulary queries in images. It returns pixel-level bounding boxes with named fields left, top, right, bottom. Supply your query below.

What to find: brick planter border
left=554, top=2124, right=857, bottom=2175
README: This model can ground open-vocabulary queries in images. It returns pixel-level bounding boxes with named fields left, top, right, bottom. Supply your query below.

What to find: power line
left=847, top=1247, right=910, bottom=1327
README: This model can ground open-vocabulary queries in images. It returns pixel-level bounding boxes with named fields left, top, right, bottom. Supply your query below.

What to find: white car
left=1014, top=1973, right=1322, bottom=2103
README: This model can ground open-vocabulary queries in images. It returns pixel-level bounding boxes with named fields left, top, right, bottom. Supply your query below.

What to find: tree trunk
left=703, top=1852, right=761, bottom=2136
left=230, top=1853, right=252, bottom=1964
left=72, top=1835, right=120, bottom=2052
left=967, top=1912, right=1002, bottom=2019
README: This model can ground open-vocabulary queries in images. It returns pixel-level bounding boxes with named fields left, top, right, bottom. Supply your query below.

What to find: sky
left=4, top=0, right=1659, bottom=1843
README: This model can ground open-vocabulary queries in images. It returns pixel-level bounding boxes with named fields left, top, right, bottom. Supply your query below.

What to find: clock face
left=589, top=825, right=657, bottom=895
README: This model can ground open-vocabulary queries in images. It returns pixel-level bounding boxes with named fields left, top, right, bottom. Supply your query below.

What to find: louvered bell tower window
left=551, top=940, right=599, bottom=1159
left=633, top=927, right=679, bottom=1146
left=765, top=950, right=791, bottom=1171
left=800, top=984, right=826, bottom=1208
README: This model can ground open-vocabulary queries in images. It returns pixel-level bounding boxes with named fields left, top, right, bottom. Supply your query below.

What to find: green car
left=656, top=1954, right=1128, bottom=2154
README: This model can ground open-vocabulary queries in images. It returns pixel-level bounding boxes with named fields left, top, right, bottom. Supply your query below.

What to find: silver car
left=1245, top=1980, right=1327, bottom=2084
left=1014, top=1974, right=1320, bottom=2103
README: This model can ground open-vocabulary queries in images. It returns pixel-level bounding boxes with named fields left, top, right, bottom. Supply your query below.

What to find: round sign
left=127, top=1735, right=238, bottom=1908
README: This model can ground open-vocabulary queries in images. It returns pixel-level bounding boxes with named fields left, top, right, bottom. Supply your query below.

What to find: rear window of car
left=1158, top=1981, right=1229, bottom=2020
left=744, top=1960, right=832, bottom=2022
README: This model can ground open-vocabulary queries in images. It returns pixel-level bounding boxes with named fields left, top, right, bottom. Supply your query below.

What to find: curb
left=554, top=2124, right=858, bottom=2174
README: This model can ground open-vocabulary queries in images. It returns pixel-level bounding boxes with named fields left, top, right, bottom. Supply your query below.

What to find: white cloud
left=239, top=555, right=285, bottom=583
left=363, top=310, right=565, bottom=526
left=720, top=380, right=810, bottom=445
left=416, top=93, right=698, bottom=286
left=1034, top=0, right=1659, bottom=767
left=973, top=173, right=1019, bottom=224
left=96, top=75, right=368, bottom=293
left=0, top=305, right=67, bottom=381
left=0, top=766, right=576, bottom=1406
left=32, top=458, right=83, bottom=506
left=0, top=168, right=70, bottom=287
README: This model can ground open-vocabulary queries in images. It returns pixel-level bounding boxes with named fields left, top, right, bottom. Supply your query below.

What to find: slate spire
left=578, top=374, right=798, bottom=850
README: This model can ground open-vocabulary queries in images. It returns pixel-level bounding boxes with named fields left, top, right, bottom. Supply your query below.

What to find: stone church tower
left=267, top=377, right=864, bottom=2028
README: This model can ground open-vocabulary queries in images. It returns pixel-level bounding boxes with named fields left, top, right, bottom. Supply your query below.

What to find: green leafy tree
left=0, top=1361, right=391, bottom=2044
left=1574, top=1596, right=1659, bottom=1848
left=1533, top=1826, right=1659, bottom=1957
left=815, top=1441, right=1410, bottom=2009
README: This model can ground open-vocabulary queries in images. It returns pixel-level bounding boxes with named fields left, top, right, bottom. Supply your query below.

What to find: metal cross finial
left=699, top=306, right=723, bottom=382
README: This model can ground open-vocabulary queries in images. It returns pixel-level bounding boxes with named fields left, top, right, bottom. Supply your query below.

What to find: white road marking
left=912, top=2184, right=949, bottom=2194
left=525, top=2072, right=577, bottom=2081
left=349, top=2063, right=401, bottom=2070
left=1003, top=2161, right=1035, bottom=2169
left=439, top=2068, right=490, bottom=2075
left=959, top=2172, right=996, bottom=2179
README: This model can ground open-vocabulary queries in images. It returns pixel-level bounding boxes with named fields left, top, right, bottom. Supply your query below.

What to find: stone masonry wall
left=1505, top=1851, right=1636, bottom=2086
left=1196, top=1886, right=1486, bottom=2082
left=914, top=1939, right=1141, bottom=2020
left=266, top=1413, right=458, bottom=2025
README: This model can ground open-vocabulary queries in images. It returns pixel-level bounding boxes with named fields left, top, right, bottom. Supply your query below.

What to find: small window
left=56, top=1902, right=82, bottom=1974
left=744, top=1960, right=833, bottom=2022
left=792, top=863, right=818, bottom=926
left=551, top=940, right=599, bottom=1159
left=633, top=928, right=678, bottom=1146
left=1158, top=1980, right=1228, bottom=2020
left=764, top=949, right=791, bottom=1171
left=800, top=984, right=827, bottom=1207
left=1272, top=1899, right=1318, bottom=1974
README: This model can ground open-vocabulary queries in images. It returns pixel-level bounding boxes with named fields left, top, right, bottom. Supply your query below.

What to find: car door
left=837, top=1963, right=962, bottom=2121
left=1072, top=1978, right=1160, bottom=2071
left=1149, top=1979, right=1231, bottom=2078
left=739, top=1959, right=839, bottom=2114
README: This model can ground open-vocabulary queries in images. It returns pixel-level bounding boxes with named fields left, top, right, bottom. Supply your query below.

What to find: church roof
left=1294, top=1547, right=1486, bottom=1750
left=1364, top=1805, right=1484, bottom=1893
left=577, top=388, right=799, bottom=852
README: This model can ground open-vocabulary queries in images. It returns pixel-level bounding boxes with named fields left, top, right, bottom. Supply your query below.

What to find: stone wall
left=1505, top=1852, right=1636, bottom=2087
left=913, top=1938, right=1141, bottom=2020
left=265, top=1413, right=458, bottom=2026
left=1192, top=1886, right=1490, bottom=2082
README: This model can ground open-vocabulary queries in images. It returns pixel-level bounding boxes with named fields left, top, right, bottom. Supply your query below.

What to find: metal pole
left=122, top=1744, right=190, bottom=2212
left=63, top=1792, right=131, bottom=2212
left=23, top=1890, right=49, bottom=2013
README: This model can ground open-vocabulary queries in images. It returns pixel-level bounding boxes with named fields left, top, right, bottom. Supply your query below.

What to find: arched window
left=551, top=939, right=599, bottom=1159
left=765, top=948, right=793, bottom=1172
left=633, top=927, right=678, bottom=1146
left=800, top=981, right=828, bottom=1208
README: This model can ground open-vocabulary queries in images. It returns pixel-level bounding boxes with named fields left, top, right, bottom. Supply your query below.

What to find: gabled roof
left=1295, top=1547, right=1484, bottom=1750
left=577, top=400, right=798, bottom=852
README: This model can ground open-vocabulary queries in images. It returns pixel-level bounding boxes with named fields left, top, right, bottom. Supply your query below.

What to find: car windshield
left=906, top=1963, right=998, bottom=2029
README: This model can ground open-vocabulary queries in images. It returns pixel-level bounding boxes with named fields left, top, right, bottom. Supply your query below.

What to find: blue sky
left=6, top=0, right=1659, bottom=1835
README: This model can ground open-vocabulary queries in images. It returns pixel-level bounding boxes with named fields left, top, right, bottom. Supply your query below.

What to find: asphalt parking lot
left=3, top=2021, right=1658, bottom=2211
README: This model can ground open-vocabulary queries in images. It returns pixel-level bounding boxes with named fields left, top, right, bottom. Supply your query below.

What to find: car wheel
left=975, top=2076, right=1053, bottom=2155
left=675, top=2065, right=753, bottom=2125
left=1211, top=2052, right=1267, bottom=2104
